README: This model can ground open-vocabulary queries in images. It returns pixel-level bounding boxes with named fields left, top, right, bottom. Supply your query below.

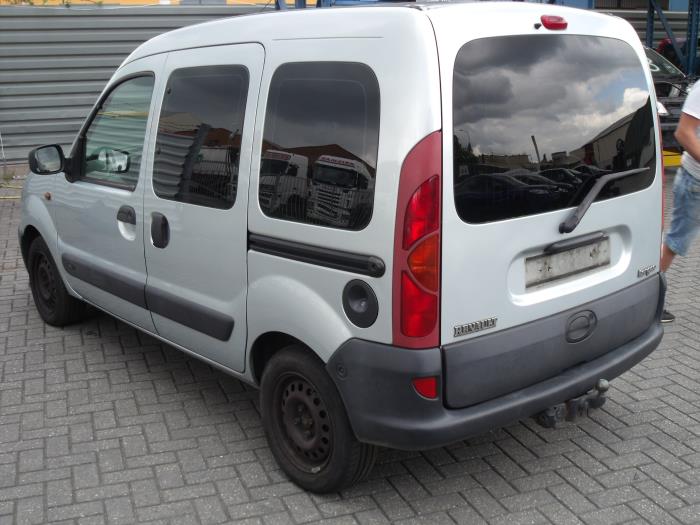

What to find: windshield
left=261, top=158, right=290, bottom=177
left=313, top=164, right=358, bottom=188
left=645, top=47, right=685, bottom=77
left=453, top=34, right=656, bottom=224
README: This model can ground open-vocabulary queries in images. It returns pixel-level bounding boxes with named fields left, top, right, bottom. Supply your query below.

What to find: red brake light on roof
left=541, top=15, right=567, bottom=30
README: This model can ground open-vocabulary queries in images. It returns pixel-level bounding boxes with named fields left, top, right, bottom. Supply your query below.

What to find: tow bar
left=535, top=379, right=609, bottom=429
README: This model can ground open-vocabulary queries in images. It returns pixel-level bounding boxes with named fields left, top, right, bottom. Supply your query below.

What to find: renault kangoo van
left=21, top=2, right=665, bottom=492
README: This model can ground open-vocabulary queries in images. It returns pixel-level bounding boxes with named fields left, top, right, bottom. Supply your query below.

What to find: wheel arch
left=20, top=225, right=42, bottom=269
left=245, top=267, right=355, bottom=385
left=249, top=331, right=318, bottom=385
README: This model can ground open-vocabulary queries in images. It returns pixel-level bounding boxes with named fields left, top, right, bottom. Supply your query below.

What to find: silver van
left=21, top=2, right=665, bottom=493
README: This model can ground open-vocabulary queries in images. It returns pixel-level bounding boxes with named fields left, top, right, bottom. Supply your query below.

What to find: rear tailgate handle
left=544, top=231, right=607, bottom=255
left=117, top=205, right=136, bottom=225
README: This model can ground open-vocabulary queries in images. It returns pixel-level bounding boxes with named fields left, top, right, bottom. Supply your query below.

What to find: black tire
left=27, top=237, right=86, bottom=326
left=260, top=345, right=377, bottom=493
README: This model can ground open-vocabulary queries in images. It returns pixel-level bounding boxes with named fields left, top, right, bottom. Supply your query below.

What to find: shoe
left=661, top=310, right=675, bottom=323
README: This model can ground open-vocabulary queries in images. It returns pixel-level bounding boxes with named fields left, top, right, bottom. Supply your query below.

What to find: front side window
left=260, top=62, right=380, bottom=230
left=153, top=65, right=249, bottom=209
left=453, top=35, right=656, bottom=224
left=82, top=75, right=154, bottom=189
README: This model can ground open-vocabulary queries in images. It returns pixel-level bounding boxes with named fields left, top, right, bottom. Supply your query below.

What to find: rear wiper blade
left=559, top=167, right=650, bottom=234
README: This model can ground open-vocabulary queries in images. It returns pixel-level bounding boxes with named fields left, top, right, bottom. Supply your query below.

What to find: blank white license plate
left=525, top=238, right=610, bottom=288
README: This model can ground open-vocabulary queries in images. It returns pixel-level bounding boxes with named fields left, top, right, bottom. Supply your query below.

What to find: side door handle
left=151, top=212, right=170, bottom=249
left=117, top=205, right=136, bottom=225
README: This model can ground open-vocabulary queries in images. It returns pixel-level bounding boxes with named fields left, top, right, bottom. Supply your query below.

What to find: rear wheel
left=260, top=345, right=376, bottom=493
left=28, top=237, right=86, bottom=326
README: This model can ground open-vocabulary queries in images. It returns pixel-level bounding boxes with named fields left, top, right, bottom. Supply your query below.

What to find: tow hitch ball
left=535, top=379, right=609, bottom=429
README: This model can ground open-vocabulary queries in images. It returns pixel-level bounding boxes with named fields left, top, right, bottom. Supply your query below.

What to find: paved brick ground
left=0, top=174, right=699, bottom=525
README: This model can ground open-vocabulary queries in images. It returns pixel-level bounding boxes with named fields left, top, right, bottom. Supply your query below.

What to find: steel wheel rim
left=34, top=254, right=56, bottom=312
left=276, top=372, right=332, bottom=473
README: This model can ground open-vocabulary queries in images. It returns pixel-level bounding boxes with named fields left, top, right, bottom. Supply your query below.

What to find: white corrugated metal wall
left=0, top=6, right=690, bottom=165
left=0, top=5, right=268, bottom=165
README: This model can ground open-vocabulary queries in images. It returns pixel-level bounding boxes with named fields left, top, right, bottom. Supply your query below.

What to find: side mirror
left=28, top=145, right=65, bottom=175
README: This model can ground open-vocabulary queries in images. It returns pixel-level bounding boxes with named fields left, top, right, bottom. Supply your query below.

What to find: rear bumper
left=327, top=275, right=665, bottom=450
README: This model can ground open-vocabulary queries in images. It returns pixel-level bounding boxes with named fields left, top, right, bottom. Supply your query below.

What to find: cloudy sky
left=263, top=63, right=380, bottom=168
left=453, top=34, right=650, bottom=164
left=159, top=66, right=248, bottom=135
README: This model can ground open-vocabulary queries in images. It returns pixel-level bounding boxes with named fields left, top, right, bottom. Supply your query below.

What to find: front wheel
left=27, top=237, right=86, bottom=326
left=260, top=345, right=377, bottom=493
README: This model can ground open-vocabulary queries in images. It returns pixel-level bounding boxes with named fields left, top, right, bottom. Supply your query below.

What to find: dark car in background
left=657, top=36, right=699, bottom=75
left=645, top=46, right=692, bottom=156
left=454, top=173, right=564, bottom=222
left=539, top=167, right=584, bottom=186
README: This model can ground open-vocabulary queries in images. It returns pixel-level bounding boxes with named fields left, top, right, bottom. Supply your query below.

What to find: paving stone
left=105, top=496, right=136, bottom=525
left=580, top=504, right=640, bottom=525
left=279, top=493, right=319, bottom=523
left=131, top=479, right=160, bottom=508
left=15, top=495, right=43, bottom=525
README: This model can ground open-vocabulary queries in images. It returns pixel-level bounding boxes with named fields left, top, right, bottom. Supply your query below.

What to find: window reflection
left=260, top=62, right=380, bottom=230
left=153, top=66, right=248, bottom=209
left=453, top=35, right=656, bottom=224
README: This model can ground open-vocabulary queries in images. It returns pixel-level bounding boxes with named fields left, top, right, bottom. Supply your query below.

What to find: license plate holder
left=525, top=237, right=610, bottom=288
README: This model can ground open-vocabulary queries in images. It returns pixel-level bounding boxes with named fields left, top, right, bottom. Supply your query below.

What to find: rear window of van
left=453, top=35, right=656, bottom=224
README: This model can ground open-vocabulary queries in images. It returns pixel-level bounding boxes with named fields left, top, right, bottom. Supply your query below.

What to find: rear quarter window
left=453, top=35, right=656, bottom=224
left=260, top=62, right=380, bottom=231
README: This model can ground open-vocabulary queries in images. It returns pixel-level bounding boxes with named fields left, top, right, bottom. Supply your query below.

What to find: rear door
left=432, top=9, right=662, bottom=346
left=142, top=44, right=263, bottom=372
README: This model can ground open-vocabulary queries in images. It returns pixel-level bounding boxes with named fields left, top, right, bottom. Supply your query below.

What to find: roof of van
left=123, top=1, right=628, bottom=66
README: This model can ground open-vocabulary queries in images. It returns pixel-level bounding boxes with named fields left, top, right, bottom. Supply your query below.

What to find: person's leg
left=660, top=242, right=676, bottom=273
left=661, top=167, right=700, bottom=322
left=660, top=243, right=676, bottom=323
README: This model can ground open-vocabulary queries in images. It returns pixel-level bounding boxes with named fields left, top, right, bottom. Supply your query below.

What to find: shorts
left=665, top=167, right=700, bottom=257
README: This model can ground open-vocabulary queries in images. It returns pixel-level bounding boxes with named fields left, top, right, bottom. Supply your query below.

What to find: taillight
left=407, top=234, right=439, bottom=291
left=403, top=176, right=440, bottom=249
left=659, top=127, right=665, bottom=231
left=659, top=126, right=665, bottom=265
left=393, top=131, right=442, bottom=349
left=401, top=272, right=438, bottom=337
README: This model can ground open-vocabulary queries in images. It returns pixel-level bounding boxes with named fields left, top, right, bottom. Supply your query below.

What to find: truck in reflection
left=259, top=150, right=310, bottom=219
left=306, top=155, right=373, bottom=229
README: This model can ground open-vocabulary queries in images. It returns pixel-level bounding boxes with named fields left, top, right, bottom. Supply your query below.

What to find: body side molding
left=61, top=253, right=234, bottom=341
left=249, top=233, right=385, bottom=278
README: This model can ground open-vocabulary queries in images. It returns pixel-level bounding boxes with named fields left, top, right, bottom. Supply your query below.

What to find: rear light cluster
left=659, top=126, right=665, bottom=231
left=392, top=131, right=442, bottom=349
left=659, top=125, right=665, bottom=265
